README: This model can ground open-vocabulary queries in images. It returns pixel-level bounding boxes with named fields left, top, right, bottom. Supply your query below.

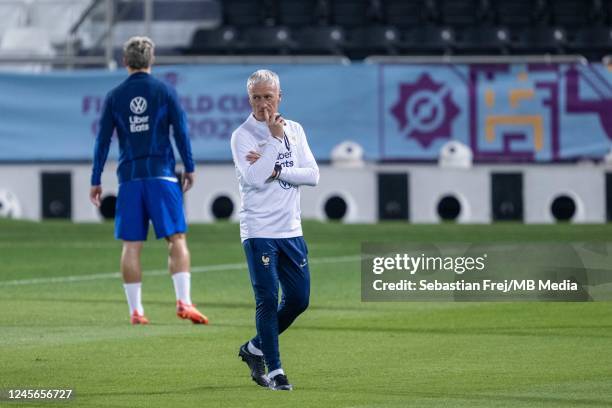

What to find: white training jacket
left=230, top=114, right=319, bottom=242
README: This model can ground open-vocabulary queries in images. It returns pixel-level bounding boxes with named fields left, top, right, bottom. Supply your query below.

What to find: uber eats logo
left=129, top=96, right=149, bottom=133
left=276, top=150, right=296, bottom=190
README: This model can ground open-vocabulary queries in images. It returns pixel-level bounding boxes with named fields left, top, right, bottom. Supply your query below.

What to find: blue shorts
left=115, top=178, right=186, bottom=241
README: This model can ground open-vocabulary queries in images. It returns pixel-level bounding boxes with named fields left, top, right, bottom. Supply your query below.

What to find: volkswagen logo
left=130, top=97, right=147, bottom=114
left=278, top=180, right=293, bottom=190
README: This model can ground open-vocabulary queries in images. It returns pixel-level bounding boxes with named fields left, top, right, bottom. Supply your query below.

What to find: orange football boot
left=130, top=310, right=149, bottom=325
left=176, top=300, right=209, bottom=324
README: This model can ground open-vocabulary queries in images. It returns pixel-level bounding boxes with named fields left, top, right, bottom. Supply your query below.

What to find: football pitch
left=0, top=219, right=611, bottom=408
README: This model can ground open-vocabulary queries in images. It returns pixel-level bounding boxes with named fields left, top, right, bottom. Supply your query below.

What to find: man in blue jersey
left=231, top=70, right=319, bottom=390
left=90, top=36, right=208, bottom=325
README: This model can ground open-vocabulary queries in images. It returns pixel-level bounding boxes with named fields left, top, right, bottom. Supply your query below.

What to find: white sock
left=172, top=272, right=192, bottom=305
left=268, top=368, right=284, bottom=379
left=248, top=341, right=263, bottom=356
left=123, top=282, right=144, bottom=315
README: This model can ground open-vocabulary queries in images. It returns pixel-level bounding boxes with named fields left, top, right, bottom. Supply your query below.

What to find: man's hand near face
left=247, top=105, right=285, bottom=179
left=263, top=107, right=285, bottom=139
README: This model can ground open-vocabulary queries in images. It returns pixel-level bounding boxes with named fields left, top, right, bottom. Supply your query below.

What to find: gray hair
left=247, top=69, right=280, bottom=94
left=123, top=36, right=155, bottom=69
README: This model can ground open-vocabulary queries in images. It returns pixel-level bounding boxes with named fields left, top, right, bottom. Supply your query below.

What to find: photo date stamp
left=1, top=389, right=74, bottom=401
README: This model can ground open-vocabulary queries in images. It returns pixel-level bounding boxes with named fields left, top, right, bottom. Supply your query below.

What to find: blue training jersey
left=91, top=72, right=194, bottom=185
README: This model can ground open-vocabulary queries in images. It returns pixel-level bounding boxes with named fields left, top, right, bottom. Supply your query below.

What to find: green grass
left=0, top=219, right=611, bottom=407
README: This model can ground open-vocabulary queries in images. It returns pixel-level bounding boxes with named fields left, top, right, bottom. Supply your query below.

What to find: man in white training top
left=231, top=69, right=319, bottom=391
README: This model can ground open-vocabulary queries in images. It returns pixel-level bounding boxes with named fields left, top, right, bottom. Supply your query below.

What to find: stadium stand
left=330, top=0, right=372, bottom=27
left=241, top=26, right=294, bottom=54
left=549, top=0, right=597, bottom=28
left=382, top=0, right=434, bottom=29
left=276, top=0, right=327, bottom=27
left=194, top=0, right=611, bottom=59
left=292, top=25, right=346, bottom=55
left=491, top=0, right=547, bottom=27
left=399, top=26, right=456, bottom=55
left=511, top=27, right=567, bottom=54
left=0, top=1, right=29, bottom=41
left=0, top=27, right=55, bottom=72
left=0, top=0, right=611, bottom=62
left=222, top=0, right=267, bottom=26
left=0, top=0, right=89, bottom=48
left=83, top=0, right=221, bottom=53
left=455, top=26, right=510, bottom=55
left=344, top=25, right=400, bottom=59
left=29, top=0, right=90, bottom=46
left=188, top=26, right=240, bottom=54
left=437, top=0, right=486, bottom=27
left=569, top=27, right=612, bottom=60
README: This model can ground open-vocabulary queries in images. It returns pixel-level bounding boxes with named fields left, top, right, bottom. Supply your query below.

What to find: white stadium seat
left=80, top=0, right=221, bottom=51
left=0, top=1, right=28, bottom=36
left=0, top=26, right=55, bottom=72
left=28, top=0, right=91, bottom=46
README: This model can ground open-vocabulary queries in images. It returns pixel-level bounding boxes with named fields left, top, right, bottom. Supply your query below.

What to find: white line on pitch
left=0, top=255, right=362, bottom=287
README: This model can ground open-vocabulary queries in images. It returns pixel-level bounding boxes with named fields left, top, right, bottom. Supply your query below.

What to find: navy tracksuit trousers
left=243, top=236, right=310, bottom=372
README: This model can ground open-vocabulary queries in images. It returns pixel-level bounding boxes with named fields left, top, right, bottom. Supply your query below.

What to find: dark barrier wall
left=491, top=173, right=523, bottom=221
left=41, top=172, right=72, bottom=219
left=378, top=173, right=409, bottom=220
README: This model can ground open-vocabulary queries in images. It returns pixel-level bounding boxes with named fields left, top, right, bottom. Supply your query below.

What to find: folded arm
left=231, top=131, right=282, bottom=188
left=277, top=128, right=319, bottom=187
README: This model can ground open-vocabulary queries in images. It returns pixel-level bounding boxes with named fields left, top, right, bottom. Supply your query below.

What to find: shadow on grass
left=77, top=384, right=251, bottom=398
